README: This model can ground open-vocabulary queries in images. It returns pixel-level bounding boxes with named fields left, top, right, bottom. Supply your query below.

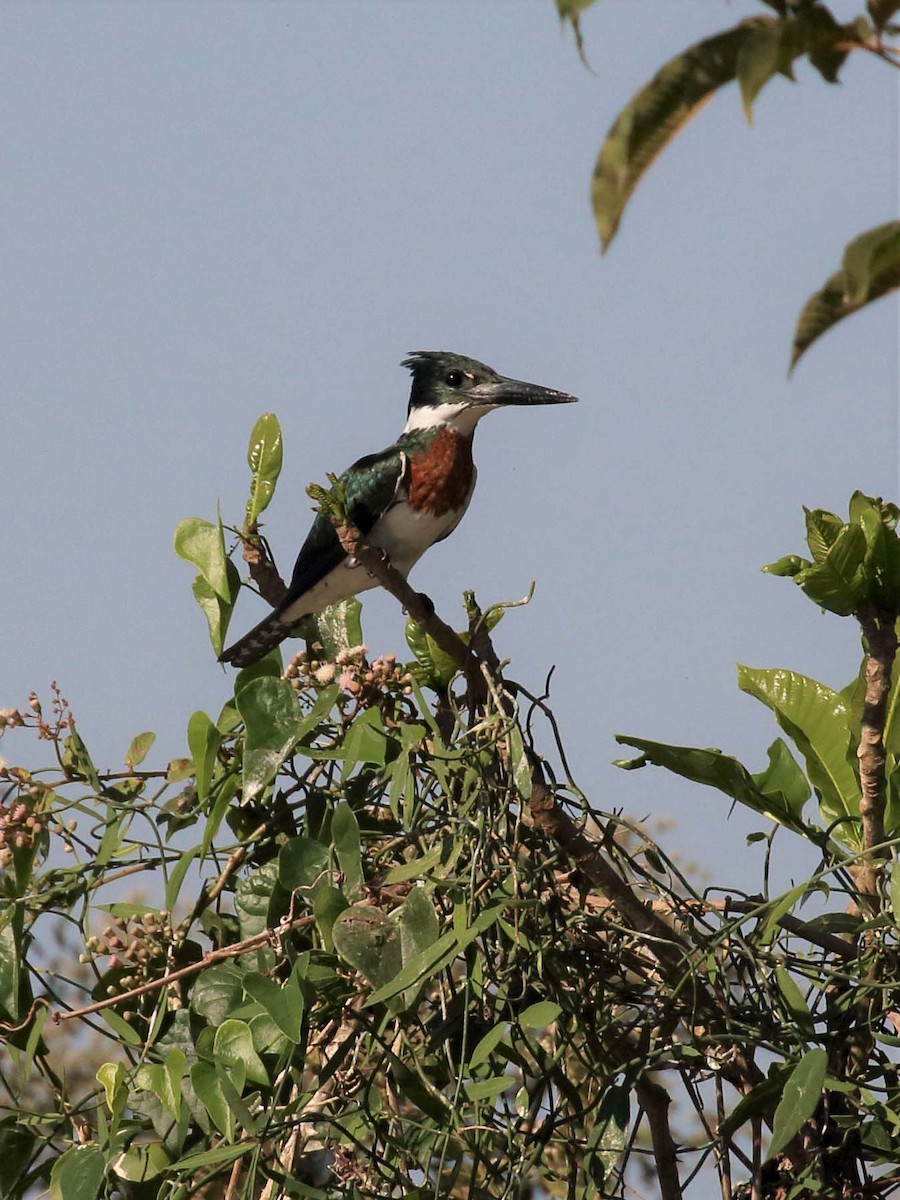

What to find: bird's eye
left=445, top=370, right=465, bottom=388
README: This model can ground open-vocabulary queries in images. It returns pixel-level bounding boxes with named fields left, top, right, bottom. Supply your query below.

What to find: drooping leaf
left=593, top=19, right=772, bottom=250
left=791, top=222, right=900, bottom=370
left=191, top=566, right=240, bottom=655
left=245, top=413, right=283, bottom=528
left=174, top=516, right=234, bottom=605
left=737, top=666, right=861, bottom=845
left=614, top=736, right=809, bottom=834
left=190, top=1062, right=236, bottom=1140
left=736, top=23, right=783, bottom=122
left=768, top=1048, right=828, bottom=1159
left=585, top=1085, right=630, bottom=1188
left=243, top=971, right=304, bottom=1044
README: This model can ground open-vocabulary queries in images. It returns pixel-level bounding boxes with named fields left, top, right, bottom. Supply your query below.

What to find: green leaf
left=190, top=1061, right=235, bottom=1140
left=891, top=865, right=900, bottom=925
left=236, top=676, right=302, bottom=801
left=507, top=723, right=533, bottom=800
left=341, top=707, right=390, bottom=776
left=191, top=963, right=245, bottom=1027
left=332, top=800, right=364, bottom=897
left=465, top=1075, right=511, bottom=1103
left=593, top=19, right=771, bottom=250
left=311, top=598, right=364, bottom=660
left=405, top=619, right=462, bottom=691
left=775, top=965, right=815, bottom=1036
left=737, top=666, right=861, bottom=844
left=213, top=1018, right=269, bottom=1087
left=235, top=861, right=284, bottom=941
left=0, top=1116, right=36, bottom=1197
left=279, top=836, right=330, bottom=891
left=805, top=507, right=844, bottom=563
left=467, top=1021, right=509, bottom=1071
left=768, top=1048, right=828, bottom=1159
left=243, top=971, right=304, bottom=1043
left=62, top=727, right=102, bottom=792
left=135, top=1049, right=184, bottom=1120
left=245, top=413, right=283, bottom=527
left=399, top=887, right=440, bottom=965
left=762, top=554, right=811, bottom=577
left=110, top=1141, right=170, bottom=1183
left=187, top=710, right=222, bottom=804
left=97, top=1062, right=128, bottom=1117
left=0, top=917, right=22, bottom=1023
left=736, top=23, right=782, bottom=122
left=311, top=881, right=348, bottom=950
left=332, top=905, right=402, bottom=990
left=614, top=736, right=809, bottom=833
left=751, top=738, right=811, bottom=821
left=49, top=1146, right=106, bottom=1200
left=192, top=567, right=240, bottom=656
left=125, top=731, right=155, bottom=768
left=174, top=516, right=234, bottom=604
left=791, top=523, right=867, bottom=616
left=364, top=928, right=460, bottom=1009
left=791, top=221, right=900, bottom=370
left=518, top=1000, right=563, bottom=1028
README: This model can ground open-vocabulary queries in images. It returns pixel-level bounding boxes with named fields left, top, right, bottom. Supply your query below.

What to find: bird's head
left=402, top=351, right=577, bottom=434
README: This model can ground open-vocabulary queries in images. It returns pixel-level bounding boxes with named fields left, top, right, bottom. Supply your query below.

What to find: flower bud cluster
left=284, top=644, right=414, bottom=714
left=81, top=911, right=185, bottom=1006
left=0, top=792, right=46, bottom=869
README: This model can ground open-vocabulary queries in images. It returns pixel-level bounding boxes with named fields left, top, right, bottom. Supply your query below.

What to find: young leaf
left=791, top=221, right=900, bottom=370
left=125, top=731, right=155, bottom=768
left=593, top=19, right=772, bottom=249
left=737, top=666, right=861, bottom=845
left=245, top=413, right=283, bottom=528
left=768, top=1048, right=828, bottom=1159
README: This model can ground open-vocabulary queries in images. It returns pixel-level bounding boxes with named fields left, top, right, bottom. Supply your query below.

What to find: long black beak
left=470, top=374, right=578, bottom=407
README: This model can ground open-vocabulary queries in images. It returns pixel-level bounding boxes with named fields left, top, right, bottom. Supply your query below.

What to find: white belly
left=279, top=490, right=473, bottom=625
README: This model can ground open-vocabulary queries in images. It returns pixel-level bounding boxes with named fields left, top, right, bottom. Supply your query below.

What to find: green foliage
left=244, top=412, right=283, bottom=530
left=791, top=221, right=900, bottom=370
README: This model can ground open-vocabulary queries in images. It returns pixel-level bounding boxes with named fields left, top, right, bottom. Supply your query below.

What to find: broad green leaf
left=243, top=972, right=304, bottom=1043
left=0, top=918, right=22, bottom=1023
left=405, top=619, right=462, bottom=691
left=245, top=413, right=283, bottom=527
left=279, top=836, right=330, bottom=891
left=341, top=707, right=390, bottom=777
left=737, top=666, right=861, bottom=843
left=110, top=1142, right=170, bottom=1182
left=187, top=710, right=222, bottom=804
left=399, top=887, right=440, bottom=965
left=332, top=800, right=364, bottom=896
left=614, top=736, right=808, bottom=833
left=190, top=1062, right=235, bottom=1139
left=519, top=1000, right=562, bottom=1028
left=768, top=1048, right=828, bottom=1159
left=762, top=554, right=811, bottom=577
left=312, top=598, right=364, bottom=660
left=174, top=516, right=234, bottom=604
left=800, top=523, right=867, bottom=615
left=751, top=738, right=810, bottom=820
left=213, top=1018, right=269, bottom=1087
left=236, top=676, right=302, bottom=801
left=332, top=905, right=402, bottom=990
left=134, top=1048, right=184, bottom=1120
left=593, top=19, right=771, bottom=250
left=805, top=507, right=843, bottom=563
left=192, top=566, right=239, bottom=656
left=191, top=963, right=245, bottom=1027
left=235, top=861, right=284, bottom=942
left=125, top=730, right=155, bottom=768
left=365, top=929, right=460, bottom=1009
left=49, top=1146, right=106, bottom=1200
left=791, top=221, right=900, bottom=370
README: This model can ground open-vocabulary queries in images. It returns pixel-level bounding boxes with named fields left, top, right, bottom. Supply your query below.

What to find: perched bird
left=219, top=351, right=577, bottom=668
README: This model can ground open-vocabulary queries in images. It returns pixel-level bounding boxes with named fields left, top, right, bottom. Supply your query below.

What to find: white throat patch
left=402, top=401, right=492, bottom=436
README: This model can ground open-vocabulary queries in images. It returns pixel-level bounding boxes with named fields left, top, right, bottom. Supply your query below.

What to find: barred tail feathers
left=219, top=610, right=295, bottom=668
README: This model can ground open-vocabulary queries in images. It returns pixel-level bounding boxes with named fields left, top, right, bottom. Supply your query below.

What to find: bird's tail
left=219, top=610, right=295, bottom=669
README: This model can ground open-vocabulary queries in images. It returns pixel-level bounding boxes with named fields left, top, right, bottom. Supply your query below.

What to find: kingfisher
left=219, top=351, right=577, bottom=668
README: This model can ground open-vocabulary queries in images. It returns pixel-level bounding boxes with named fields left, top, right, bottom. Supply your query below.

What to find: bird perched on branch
left=220, top=351, right=577, bottom=668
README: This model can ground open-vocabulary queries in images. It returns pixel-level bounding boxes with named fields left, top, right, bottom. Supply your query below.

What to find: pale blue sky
left=3, top=1, right=897, bottom=890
